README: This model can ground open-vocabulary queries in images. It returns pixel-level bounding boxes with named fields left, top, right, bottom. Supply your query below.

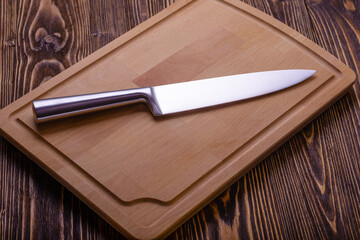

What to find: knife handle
left=32, top=87, right=161, bottom=123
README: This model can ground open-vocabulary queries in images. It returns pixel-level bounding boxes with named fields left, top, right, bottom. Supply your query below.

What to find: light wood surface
left=0, top=0, right=359, bottom=239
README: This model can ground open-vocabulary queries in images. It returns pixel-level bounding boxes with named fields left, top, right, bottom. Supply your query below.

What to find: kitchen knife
left=32, top=69, right=315, bottom=123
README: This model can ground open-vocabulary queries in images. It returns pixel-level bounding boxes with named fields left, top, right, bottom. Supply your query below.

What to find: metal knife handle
left=32, top=87, right=161, bottom=123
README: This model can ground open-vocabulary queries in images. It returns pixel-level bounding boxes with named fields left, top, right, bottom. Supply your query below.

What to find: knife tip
left=299, top=69, right=316, bottom=82
left=306, top=69, right=316, bottom=77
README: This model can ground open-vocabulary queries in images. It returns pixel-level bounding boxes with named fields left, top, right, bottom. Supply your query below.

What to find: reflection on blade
left=152, top=69, right=315, bottom=115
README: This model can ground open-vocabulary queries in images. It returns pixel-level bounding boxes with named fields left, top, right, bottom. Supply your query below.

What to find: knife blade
left=32, top=69, right=315, bottom=123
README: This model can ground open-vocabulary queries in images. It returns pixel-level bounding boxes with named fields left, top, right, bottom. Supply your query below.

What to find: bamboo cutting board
left=0, top=0, right=355, bottom=239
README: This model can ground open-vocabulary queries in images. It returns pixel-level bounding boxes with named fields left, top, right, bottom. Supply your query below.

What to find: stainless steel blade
left=152, top=69, right=315, bottom=115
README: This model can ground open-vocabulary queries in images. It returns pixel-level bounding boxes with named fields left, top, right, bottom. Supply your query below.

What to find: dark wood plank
left=0, top=0, right=359, bottom=239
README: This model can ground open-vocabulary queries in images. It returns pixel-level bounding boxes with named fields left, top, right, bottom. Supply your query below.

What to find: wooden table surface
left=1, top=0, right=359, bottom=239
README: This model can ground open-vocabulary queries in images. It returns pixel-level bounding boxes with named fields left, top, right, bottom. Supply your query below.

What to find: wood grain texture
left=0, top=1, right=359, bottom=240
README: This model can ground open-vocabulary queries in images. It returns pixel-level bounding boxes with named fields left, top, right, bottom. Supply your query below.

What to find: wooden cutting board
left=0, top=0, right=355, bottom=239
